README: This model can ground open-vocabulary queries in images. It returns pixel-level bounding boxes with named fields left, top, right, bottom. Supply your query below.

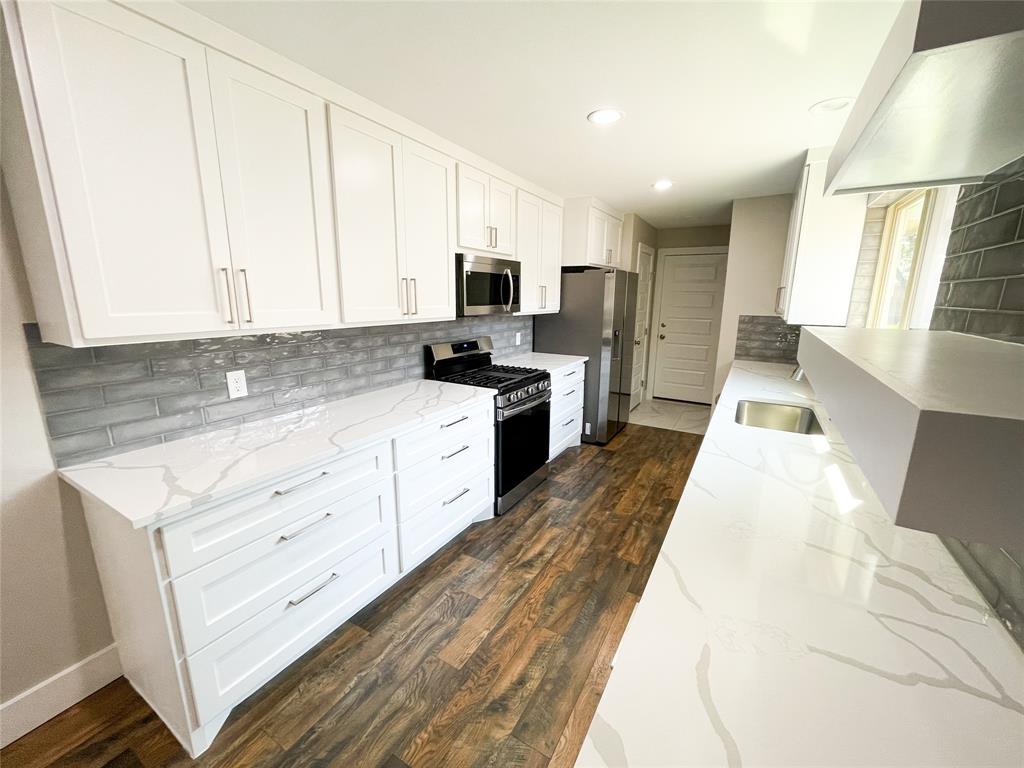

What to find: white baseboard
left=0, top=643, right=121, bottom=747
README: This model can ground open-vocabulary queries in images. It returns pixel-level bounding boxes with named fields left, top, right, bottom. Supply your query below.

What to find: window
left=867, top=189, right=937, bottom=329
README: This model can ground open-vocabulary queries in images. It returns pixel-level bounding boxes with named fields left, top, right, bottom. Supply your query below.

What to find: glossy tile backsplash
left=931, top=155, right=1024, bottom=650
left=734, top=315, right=801, bottom=364
left=26, top=315, right=532, bottom=466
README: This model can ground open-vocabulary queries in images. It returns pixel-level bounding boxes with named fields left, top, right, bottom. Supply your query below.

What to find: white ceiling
left=184, top=1, right=902, bottom=228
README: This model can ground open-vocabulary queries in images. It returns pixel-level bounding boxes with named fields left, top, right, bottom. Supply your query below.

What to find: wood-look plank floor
left=4, top=424, right=701, bottom=768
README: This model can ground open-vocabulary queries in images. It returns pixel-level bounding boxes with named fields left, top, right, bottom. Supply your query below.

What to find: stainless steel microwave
left=456, top=253, right=520, bottom=316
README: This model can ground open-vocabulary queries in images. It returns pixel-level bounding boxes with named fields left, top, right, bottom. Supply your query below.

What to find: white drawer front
left=394, top=402, right=492, bottom=470
left=551, top=364, right=584, bottom=394
left=173, top=478, right=395, bottom=654
left=162, top=442, right=392, bottom=578
left=187, top=531, right=398, bottom=723
left=551, top=384, right=585, bottom=421
left=399, top=468, right=492, bottom=572
left=550, top=408, right=583, bottom=453
left=550, top=422, right=583, bottom=462
left=396, top=431, right=492, bottom=522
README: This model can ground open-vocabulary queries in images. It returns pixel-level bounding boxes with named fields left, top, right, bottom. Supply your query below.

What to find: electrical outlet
left=515, top=331, right=522, bottom=345
left=225, top=370, right=248, bottom=399
left=585, top=422, right=592, bottom=436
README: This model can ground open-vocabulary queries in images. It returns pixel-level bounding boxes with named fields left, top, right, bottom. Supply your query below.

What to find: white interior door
left=630, top=243, right=655, bottom=408
left=329, top=106, right=405, bottom=323
left=651, top=252, right=726, bottom=405
left=209, top=52, right=338, bottom=329
left=456, top=164, right=489, bottom=251
left=401, top=139, right=456, bottom=321
left=17, top=1, right=235, bottom=338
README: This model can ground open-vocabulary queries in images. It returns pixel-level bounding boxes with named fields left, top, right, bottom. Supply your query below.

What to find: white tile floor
left=627, top=398, right=712, bottom=435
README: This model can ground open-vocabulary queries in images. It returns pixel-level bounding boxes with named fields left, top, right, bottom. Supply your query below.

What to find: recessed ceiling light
left=809, top=97, right=853, bottom=114
left=652, top=179, right=673, bottom=191
left=587, top=108, right=623, bottom=125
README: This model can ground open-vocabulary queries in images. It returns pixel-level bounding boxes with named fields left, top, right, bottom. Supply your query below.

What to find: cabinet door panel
left=456, top=164, right=489, bottom=251
left=329, top=106, right=406, bottom=323
left=402, top=139, right=455, bottom=320
left=540, top=201, right=563, bottom=311
left=209, top=53, right=338, bottom=329
left=489, top=177, right=516, bottom=255
left=587, top=209, right=607, bottom=265
left=606, top=218, right=623, bottom=268
left=18, top=1, right=234, bottom=338
left=515, top=190, right=542, bottom=312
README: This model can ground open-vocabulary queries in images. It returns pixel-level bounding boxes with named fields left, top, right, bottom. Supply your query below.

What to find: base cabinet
left=548, top=362, right=585, bottom=460
left=79, top=403, right=495, bottom=758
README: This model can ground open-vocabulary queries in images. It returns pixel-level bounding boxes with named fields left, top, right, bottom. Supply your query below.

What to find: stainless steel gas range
left=424, top=336, right=550, bottom=515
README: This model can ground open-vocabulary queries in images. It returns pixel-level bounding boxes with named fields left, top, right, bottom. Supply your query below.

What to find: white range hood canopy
left=826, top=0, right=1024, bottom=195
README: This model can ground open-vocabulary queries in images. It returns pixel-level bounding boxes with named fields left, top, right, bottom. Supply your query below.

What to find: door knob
left=659, top=334, right=666, bottom=340
left=634, top=339, right=641, bottom=345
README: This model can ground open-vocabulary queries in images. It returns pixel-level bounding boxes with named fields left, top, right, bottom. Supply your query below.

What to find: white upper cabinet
left=14, top=1, right=235, bottom=340
left=330, top=106, right=405, bottom=323
left=778, top=148, right=868, bottom=326
left=563, top=198, right=623, bottom=269
left=516, top=191, right=563, bottom=314
left=401, top=139, right=456, bottom=321
left=208, top=52, right=339, bottom=329
left=456, top=164, right=515, bottom=256
left=539, top=200, right=563, bottom=312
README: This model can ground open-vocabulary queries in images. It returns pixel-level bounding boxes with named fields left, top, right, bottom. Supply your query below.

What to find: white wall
left=715, top=194, right=793, bottom=397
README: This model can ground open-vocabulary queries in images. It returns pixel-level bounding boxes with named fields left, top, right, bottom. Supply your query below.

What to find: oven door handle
left=496, top=390, right=551, bottom=420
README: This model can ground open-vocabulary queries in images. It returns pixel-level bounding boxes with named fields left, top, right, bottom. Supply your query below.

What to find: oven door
left=457, top=253, right=521, bottom=316
left=495, top=391, right=550, bottom=513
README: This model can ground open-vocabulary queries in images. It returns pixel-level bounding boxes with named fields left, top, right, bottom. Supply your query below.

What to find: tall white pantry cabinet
left=3, top=0, right=563, bottom=347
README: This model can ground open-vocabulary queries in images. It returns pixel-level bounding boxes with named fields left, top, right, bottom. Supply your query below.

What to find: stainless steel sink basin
left=735, top=400, right=823, bottom=435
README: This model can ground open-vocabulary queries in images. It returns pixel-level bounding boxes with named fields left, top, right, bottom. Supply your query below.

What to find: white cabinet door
left=540, top=200, right=563, bottom=311
left=516, top=190, right=542, bottom=312
left=606, top=217, right=623, bottom=269
left=402, top=139, right=456, bottom=320
left=17, top=1, right=235, bottom=338
left=587, top=209, right=608, bottom=265
left=209, top=52, right=339, bottom=329
left=489, top=177, right=516, bottom=255
left=457, top=164, right=490, bottom=251
left=329, top=106, right=406, bottom=323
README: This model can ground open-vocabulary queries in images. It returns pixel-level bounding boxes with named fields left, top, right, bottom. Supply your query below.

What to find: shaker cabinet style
left=562, top=198, right=624, bottom=269
left=777, top=147, right=868, bottom=326
left=456, top=164, right=515, bottom=255
left=331, top=107, right=456, bottom=324
left=207, top=52, right=339, bottom=330
left=12, top=1, right=237, bottom=340
left=516, top=190, right=563, bottom=314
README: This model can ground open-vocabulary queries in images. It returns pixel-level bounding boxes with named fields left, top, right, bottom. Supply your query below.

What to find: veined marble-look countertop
left=58, top=379, right=495, bottom=529
left=576, top=361, right=1024, bottom=767
left=501, top=351, right=588, bottom=374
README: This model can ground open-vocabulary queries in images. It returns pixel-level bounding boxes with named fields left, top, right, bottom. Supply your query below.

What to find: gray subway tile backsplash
left=734, top=315, right=800, bottom=364
left=931, top=155, right=1024, bottom=651
left=26, top=314, right=532, bottom=467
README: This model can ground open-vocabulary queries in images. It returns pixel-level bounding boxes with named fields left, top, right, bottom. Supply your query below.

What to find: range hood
left=826, top=0, right=1024, bottom=195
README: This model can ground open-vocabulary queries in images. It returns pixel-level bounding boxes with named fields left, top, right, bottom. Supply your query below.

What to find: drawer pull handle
left=442, top=445, right=470, bottom=461
left=278, top=512, right=332, bottom=542
left=274, top=471, right=330, bottom=496
left=563, top=389, right=576, bottom=397
left=443, top=487, right=471, bottom=506
left=287, top=572, right=339, bottom=607
left=564, top=370, right=574, bottom=377
left=441, top=415, right=469, bottom=429
left=562, top=418, right=575, bottom=427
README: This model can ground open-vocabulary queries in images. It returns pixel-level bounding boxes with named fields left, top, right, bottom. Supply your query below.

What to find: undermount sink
left=735, top=400, right=823, bottom=435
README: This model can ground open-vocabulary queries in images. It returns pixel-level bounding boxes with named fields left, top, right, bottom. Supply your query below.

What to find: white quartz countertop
left=501, top=351, right=588, bottom=373
left=58, top=380, right=495, bottom=529
left=576, top=361, right=1024, bottom=767
left=804, top=327, right=1024, bottom=419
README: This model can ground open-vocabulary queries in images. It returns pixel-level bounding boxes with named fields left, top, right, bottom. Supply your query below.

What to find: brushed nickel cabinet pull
left=411, top=278, right=418, bottom=315
left=278, top=512, right=332, bottom=542
left=287, top=572, right=338, bottom=607
left=775, top=286, right=786, bottom=315
left=239, top=268, right=255, bottom=323
left=441, top=415, right=468, bottom=429
left=563, top=389, right=576, bottom=397
left=400, top=277, right=408, bottom=315
left=443, top=487, right=470, bottom=506
left=220, top=267, right=235, bottom=323
left=273, top=471, right=330, bottom=496
left=442, top=445, right=469, bottom=460
left=562, top=418, right=575, bottom=427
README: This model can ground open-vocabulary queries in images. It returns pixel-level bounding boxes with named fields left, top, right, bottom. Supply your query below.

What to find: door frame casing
left=648, top=246, right=729, bottom=405
left=633, top=242, right=656, bottom=404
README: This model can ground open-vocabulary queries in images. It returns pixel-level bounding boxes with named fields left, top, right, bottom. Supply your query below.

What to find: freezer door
left=618, top=271, right=639, bottom=423
left=606, top=271, right=628, bottom=439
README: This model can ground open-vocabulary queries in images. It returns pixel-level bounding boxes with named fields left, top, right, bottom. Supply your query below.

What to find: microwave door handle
left=503, top=268, right=513, bottom=312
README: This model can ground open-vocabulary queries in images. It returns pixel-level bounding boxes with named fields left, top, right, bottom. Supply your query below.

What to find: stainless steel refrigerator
left=534, top=268, right=637, bottom=444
